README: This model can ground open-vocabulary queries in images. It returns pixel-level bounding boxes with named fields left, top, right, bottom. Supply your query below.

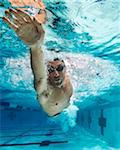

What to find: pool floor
left=0, top=125, right=116, bottom=150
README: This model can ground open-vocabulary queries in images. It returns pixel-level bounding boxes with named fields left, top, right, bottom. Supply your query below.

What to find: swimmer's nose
left=54, top=71, right=59, bottom=78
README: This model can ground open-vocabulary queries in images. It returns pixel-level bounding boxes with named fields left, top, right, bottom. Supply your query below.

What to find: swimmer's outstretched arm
left=30, top=39, right=48, bottom=94
left=3, top=8, right=47, bottom=94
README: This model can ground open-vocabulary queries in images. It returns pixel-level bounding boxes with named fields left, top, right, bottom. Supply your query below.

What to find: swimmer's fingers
left=2, top=17, right=18, bottom=32
left=16, top=8, right=32, bottom=22
left=9, top=8, right=28, bottom=23
left=5, top=10, right=22, bottom=27
left=4, top=10, right=12, bottom=20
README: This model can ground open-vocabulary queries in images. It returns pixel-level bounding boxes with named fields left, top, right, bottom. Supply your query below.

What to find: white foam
left=48, top=104, right=79, bottom=132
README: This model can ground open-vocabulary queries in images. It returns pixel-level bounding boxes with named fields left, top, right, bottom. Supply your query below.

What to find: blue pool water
left=0, top=0, right=120, bottom=149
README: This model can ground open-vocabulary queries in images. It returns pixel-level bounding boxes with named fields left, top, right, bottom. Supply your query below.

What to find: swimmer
left=2, top=2, right=73, bottom=117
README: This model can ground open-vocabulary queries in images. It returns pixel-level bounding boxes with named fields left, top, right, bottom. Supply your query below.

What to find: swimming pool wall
left=77, top=101, right=120, bottom=148
left=0, top=102, right=48, bottom=130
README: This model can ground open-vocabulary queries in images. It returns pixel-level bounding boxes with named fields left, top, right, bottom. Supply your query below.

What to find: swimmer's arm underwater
left=30, top=40, right=48, bottom=94
left=3, top=8, right=47, bottom=94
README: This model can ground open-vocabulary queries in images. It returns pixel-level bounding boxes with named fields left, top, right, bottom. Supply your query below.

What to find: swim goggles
left=47, top=64, right=65, bottom=73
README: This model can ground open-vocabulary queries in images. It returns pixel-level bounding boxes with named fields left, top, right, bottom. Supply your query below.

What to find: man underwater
left=3, top=1, right=73, bottom=117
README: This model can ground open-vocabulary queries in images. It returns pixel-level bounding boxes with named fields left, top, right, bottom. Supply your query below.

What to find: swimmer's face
left=47, top=60, right=66, bottom=87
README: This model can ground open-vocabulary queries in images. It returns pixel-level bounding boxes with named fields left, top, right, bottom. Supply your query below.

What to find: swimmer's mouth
left=54, top=78, right=60, bottom=81
left=54, top=78, right=62, bottom=84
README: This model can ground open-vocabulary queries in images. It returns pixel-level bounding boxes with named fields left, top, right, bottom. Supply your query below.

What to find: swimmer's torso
left=37, top=79, right=73, bottom=116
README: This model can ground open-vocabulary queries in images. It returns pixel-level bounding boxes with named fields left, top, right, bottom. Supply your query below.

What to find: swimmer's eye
left=56, top=64, right=65, bottom=71
left=47, top=66, right=54, bottom=73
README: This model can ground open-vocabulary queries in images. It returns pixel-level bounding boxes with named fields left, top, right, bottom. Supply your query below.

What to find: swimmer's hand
left=2, top=8, right=44, bottom=46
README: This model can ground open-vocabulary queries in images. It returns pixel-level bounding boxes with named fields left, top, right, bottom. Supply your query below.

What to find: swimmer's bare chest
left=37, top=85, right=70, bottom=116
